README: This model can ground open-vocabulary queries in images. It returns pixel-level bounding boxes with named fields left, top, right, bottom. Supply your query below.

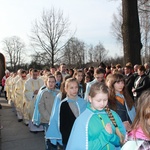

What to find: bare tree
left=111, top=7, right=123, bottom=44
left=2, top=36, right=25, bottom=71
left=87, top=44, right=94, bottom=63
left=30, top=8, right=72, bottom=67
left=93, top=42, right=108, bottom=62
left=139, top=0, right=150, bottom=63
left=63, top=37, right=85, bottom=68
left=139, top=0, right=150, bottom=12
left=31, top=52, right=50, bottom=65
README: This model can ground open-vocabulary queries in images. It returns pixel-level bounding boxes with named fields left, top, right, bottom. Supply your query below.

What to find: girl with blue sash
left=66, top=82, right=126, bottom=150
left=32, top=75, right=59, bottom=150
left=54, top=71, right=63, bottom=90
left=73, top=69, right=86, bottom=98
left=46, top=78, right=87, bottom=149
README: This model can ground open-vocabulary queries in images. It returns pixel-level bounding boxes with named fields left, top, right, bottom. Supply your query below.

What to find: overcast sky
left=0, top=0, right=122, bottom=60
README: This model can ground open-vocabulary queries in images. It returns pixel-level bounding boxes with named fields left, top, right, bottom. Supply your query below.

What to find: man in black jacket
left=124, top=65, right=135, bottom=100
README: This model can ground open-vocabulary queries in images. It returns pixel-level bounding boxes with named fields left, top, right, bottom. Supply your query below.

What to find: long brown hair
left=131, top=89, right=150, bottom=139
left=73, top=69, right=86, bottom=93
left=60, top=81, right=66, bottom=100
left=107, top=73, right=134, bottom=110
left=59, top=77, right=74, bottom=100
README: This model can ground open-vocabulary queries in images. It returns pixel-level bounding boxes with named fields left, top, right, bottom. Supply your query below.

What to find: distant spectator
left=98, top=61, right=106, bottom=70
left=124, top=65, right=135, bottom=100
left=144, top=62, right=150, bottom=78
left=68, top=69, right=74, bottom=78
left=88, top=70, right=94, bottom=79
left=116, top=64, right=124, bottom=74
left=54, top=71, right=63, bottom=89
left=132, top=65, right=149, bottom=103
left=83, top=68, right=88, bottom=74
left=84, top=68, right=105, bottom=101
left=125, top=62, right=133, bottom=68
left=84, top=74, right=92, bottom=84
left=59, top=63, right=69, bottom=80
left=133, top=64, right=139, bottom=79
left=105, top=65, right=111, bottom=77
left=111, top=66, right=116, bottom=74
left=1, top=69, right=10, bottom=100
left=50, top=66, right=56, bottom=75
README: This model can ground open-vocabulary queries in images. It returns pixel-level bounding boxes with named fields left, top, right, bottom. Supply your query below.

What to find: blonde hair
left=105, top=74, right=113, bottom=87
left=65, top=78, right=78, bottom=90
left=89, top=82, right=109, bottom=98
left=131, top=89, right=150, bottom=139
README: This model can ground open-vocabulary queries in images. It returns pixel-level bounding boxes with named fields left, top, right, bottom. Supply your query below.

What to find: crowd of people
left=0, top=62, right=150, bottom=150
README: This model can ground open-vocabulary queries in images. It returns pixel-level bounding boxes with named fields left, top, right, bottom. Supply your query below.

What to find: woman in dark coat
left=132, top=65, right=150, bottom=102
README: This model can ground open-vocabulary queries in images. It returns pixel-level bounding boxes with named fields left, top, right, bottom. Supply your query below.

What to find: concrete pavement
left=0, top=95, right=45, bottom=150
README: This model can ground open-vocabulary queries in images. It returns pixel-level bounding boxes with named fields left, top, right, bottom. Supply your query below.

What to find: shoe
left=18, top=119, right=23, bottom=122
left=24, top=120, right=29, bottom=126
left=30, top=131, right=38, bottom=134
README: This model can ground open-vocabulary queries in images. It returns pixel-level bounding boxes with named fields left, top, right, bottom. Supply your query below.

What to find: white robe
left=24, top=77, right=44, bottom=131
left=11, top=75, right=21, bottom=104
left=15, top=78, right=27, bottom=119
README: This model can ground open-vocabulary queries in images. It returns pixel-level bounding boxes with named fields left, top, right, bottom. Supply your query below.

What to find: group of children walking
left=2, top=63, right=150, bottom=150
left=32, top=66, right=150, bottom=150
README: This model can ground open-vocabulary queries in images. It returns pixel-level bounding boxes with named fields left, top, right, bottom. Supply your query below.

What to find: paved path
left=0, top=95, right=45, bottom=150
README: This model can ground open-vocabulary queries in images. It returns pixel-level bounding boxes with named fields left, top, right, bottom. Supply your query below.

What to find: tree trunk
left=122, top=0, right=142, bottom=65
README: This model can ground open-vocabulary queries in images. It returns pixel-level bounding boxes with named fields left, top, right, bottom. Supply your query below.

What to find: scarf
left=116, top=92, right=125, bottom=105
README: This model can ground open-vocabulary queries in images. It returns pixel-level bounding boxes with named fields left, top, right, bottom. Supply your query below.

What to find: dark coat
left=125, top=73, right=135, bottom=99
left=134, top=74, right=150, bottom=98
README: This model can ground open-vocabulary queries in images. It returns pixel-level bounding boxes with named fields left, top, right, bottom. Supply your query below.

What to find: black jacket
left=125, top=73, right=135, bottom=99
left=134, top=74, right=150, bottom=98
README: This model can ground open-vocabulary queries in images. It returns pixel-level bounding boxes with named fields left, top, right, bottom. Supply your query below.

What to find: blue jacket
left=84, top=79, right=97, bottom=101
left=32, top=87, right=47, bottom=126
left=66, top=103, right=126, bottom=150
left=32, top=87, right=59, bottom=126
left=45, top=95, right=87, bottom=145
